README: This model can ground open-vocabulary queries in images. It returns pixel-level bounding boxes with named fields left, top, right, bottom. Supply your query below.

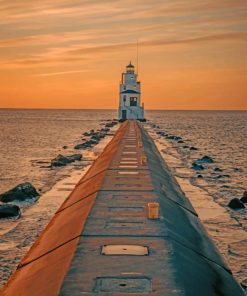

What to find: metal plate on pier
left=94, top=276, right=152, bottom=293
left=101, top=245, right=149, bottom=256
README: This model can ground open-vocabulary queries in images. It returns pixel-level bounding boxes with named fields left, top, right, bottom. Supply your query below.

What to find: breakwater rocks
left=152, top=125, right=199, bottom=151
left=0, top=182, right=40, bottom=219
left=51, top=154, right=82, bottom=167
left=228, top=191, right=247, bottom=210
left=74, top=120, right=118, bottom=150
left=228, top=198, right=245, bottom=210
left=191, top=156, right=214, bottom=171
left=0, top=182, right=40, bottom=203
left=0, top=205, right=21, bottom=219
left=149, top=123, right=247, bottom=215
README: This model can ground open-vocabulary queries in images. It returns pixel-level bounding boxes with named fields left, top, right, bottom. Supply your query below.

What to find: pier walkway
left=1, top=121, right=245, bottom=295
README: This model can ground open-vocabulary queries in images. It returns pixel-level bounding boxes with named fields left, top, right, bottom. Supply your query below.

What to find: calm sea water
left=0, top=109, right=246, bottom=288
left=0, top=109, right=117, bottom=194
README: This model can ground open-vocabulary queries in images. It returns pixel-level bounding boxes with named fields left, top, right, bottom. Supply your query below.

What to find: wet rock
left=100, top=127, right=110, bottom=133
left=0, top=182, right=40, bottom=203
left=74, top=139, right=98, bottom=150
left=190, top=146, right=198, bottom=151
left=216, top=174, right=230, bottom=179
left=74, top=143, right=87, bottom=149
left=240, top=191, right=247, bottom=203
left=0, top=204, right=21, bottom=219
left=51, top=154, right=82, bottom=167
left=83, top=129, right=95, bottom=137
left=214, top=167, right=223, bottom=172
left=167, top=135, right=182, bottom=141
left=67, top=154, right=82, bottom=162
left=191, top=162, right=205, bottom=171
left=228, top=198, right=245, bottom=210
left=196, top=156, right=214, bottom=164
left=105, top=121, right=118, bottom=128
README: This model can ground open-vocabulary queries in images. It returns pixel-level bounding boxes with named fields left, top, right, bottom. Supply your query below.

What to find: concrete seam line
left=75, top=168, right=108, bottom=187
left=169, top=234, right=232, bottom=275
left=17, top=235, right=81, bottom=269
left=55, top=189, right=99, bottom=214
left=154, top=189, right=198, bottom=217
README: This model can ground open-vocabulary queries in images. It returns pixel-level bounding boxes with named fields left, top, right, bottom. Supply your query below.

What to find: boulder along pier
left=1, top=120, right=245, bottom=295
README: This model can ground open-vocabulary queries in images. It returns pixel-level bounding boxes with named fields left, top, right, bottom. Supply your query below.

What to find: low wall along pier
left=1, top=120, right=245, bottom=295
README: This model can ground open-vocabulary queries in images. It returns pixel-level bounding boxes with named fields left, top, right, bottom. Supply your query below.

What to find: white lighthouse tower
left=118, top=62, right=145, bottom=121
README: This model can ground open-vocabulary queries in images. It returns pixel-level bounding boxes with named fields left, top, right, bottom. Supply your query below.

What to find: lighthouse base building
left=118, top=62, right=145, bottom=121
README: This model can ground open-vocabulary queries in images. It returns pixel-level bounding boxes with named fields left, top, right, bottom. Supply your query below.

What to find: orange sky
left=0, top=0, right=246, bottom=109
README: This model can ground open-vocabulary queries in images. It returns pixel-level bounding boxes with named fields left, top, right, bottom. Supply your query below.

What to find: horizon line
left=0, top=108, right=246, bottom=111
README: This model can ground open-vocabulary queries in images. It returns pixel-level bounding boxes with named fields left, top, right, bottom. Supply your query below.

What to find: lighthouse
left=118, top=62, right=145, bottom=121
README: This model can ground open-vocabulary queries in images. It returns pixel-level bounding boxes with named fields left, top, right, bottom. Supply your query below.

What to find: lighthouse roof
left=127, top=62, right=134, bottom=68
left=120, top=89, right=140, bottom=94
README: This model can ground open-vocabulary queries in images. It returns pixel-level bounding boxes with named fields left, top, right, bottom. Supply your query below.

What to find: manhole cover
left=94, top=276, right=152, bottom=292
left=101, top=245, right=149, bottom=256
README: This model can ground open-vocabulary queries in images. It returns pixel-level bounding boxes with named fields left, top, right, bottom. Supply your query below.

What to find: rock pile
left=51, top=154, right=82, bottom=167
left=0, top=182, right=40, bottom=203
left=74, top=120, right=118, bottom=150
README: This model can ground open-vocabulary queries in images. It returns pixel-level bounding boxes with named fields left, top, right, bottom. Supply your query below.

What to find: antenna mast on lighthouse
left=136, top=39, right=139, bottom=76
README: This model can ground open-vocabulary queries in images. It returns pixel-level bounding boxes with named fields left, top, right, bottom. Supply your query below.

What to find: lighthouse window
left=130, top=97, right=137, bottom=106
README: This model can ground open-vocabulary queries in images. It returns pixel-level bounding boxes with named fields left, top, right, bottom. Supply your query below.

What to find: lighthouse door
left=122, top=110, right=127, bottom=120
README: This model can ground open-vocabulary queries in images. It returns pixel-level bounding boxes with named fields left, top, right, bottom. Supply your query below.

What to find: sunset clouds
left=0, top=0, right=246, bottom=109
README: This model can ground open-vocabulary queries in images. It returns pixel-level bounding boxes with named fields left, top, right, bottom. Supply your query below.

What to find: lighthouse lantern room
left=118, top=62, right=145, bottom=121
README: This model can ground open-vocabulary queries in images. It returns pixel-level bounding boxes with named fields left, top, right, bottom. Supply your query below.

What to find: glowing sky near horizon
left=0, top=0, right=246, bottom=109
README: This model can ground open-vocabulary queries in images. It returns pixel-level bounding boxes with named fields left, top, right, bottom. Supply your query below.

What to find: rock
left=51, top=154, right=82, bottom=167
left=0, top=205, right=21, bottom=219
left=197, top=174, right=203, bottom=178
left=166, top=135, right=182, bottom=141
left=91, top=133, right=103, bottom=141
left=178, top=140, right=184, bottom=143
left=196, top=156, right=214, bottom=164
left=51, top=154, right=71, bottom=166
left=190, top=147, right=198, bottom=151
left=62, top=145, right=68, bottom=149
left=183, top=145, right=189, bottom=149
left=105, top=121, right=118, bottom=128
left=240, top=191, right=247, bottom=203
left=216, top=174, right=230, bottom=179
left=214, top=167, right=223, bottom=172
left=75, top=138, right=100, bottom=149
left=228, top=198, right=245, bottom=210
left=100, top=127, right=110, bottom=133
left=67, top=154, right=82, bottom=162
left=0, top=182, right=40, bottom=203
left=74, top=143, right=87, bottom=149
left=191, top=162, right=205, bottom=171
left=83, top=129, right=95, bottom=137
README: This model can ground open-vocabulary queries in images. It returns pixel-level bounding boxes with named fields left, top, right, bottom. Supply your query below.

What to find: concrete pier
left=1, top=121, right=245, bottom=295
